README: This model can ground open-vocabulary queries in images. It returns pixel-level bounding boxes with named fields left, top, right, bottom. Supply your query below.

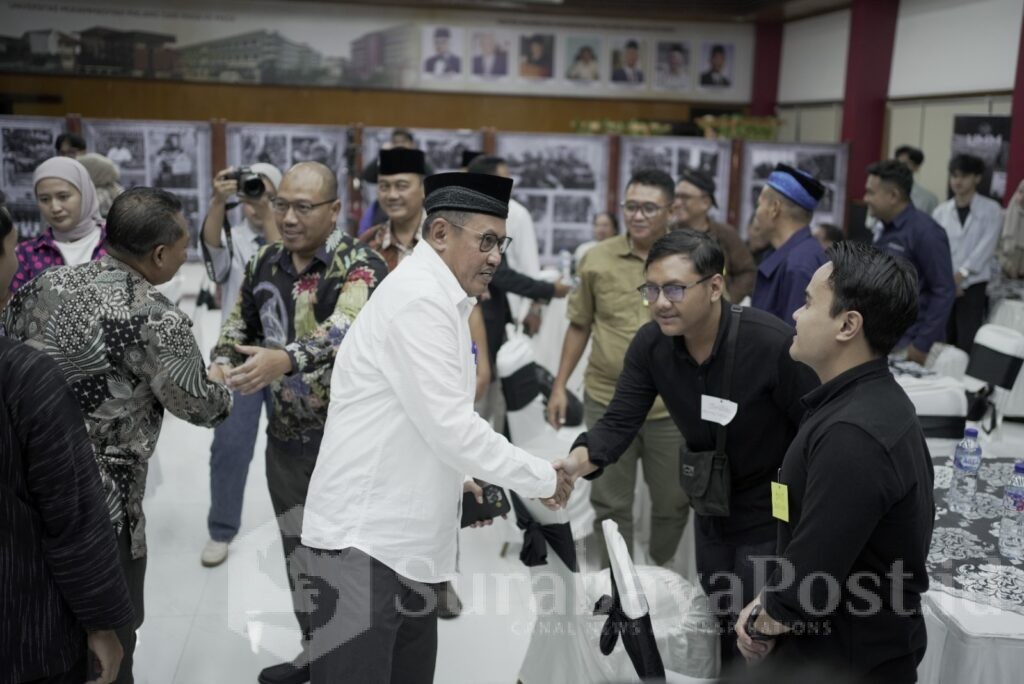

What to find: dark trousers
left=207, top=387, right=272, bottom=542
left=693, top=520, right=775, bottom=668
left=266, top=435, right=321, bottom=659
left=303, top=546, right=439, bottom=684
left=109, top=525, right=146, bottom=684
left=948, top=282, right=988, bottom=352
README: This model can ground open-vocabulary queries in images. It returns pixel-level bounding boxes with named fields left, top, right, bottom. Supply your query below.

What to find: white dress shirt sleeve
left=380, top=297, right=557, bottom=499
left=961, top=204, right=1004, bottom=279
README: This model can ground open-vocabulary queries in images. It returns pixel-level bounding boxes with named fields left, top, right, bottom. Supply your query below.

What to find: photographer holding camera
left=199, top=162, right=282, bottom=568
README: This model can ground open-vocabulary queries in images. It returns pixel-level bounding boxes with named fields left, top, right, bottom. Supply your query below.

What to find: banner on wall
left=496, top=132, right=609, bottom=264
left=951, top=116, right=1012, bottom=201
left=0, top=115, right=65, bottom=239
left=226, top=122, right=349, bottom=226
left=619, top=135, right=732, bottom=220
left=82, top=118, right=211, bottom=259
left=0, top=0, right=753, bottom=103
left=740, top=142, right=848, bottom=239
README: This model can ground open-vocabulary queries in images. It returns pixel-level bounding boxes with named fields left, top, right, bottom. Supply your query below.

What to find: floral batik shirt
left=0, top=256, right=233, bottom=559
left=212, top=229, right=388, bottom=445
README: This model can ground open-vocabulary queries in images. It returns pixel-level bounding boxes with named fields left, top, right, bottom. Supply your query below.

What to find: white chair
left=964, top=324, right=1024, bottom=436
left=600, top=519, right=718, bottom=683
left=892, top=373, right=968, bottom=440
left=498, top=334, right=595, bottom=541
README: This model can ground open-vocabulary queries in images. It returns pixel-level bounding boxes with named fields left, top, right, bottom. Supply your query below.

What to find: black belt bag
left=678, top=305, right=742, bottom=517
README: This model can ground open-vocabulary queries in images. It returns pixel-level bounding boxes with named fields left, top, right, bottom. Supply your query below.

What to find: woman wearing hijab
left=10, top=156, right=106, bottom=293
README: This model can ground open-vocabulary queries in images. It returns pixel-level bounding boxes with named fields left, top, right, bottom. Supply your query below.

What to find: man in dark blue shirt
left=751, top=164, right=828, bottom=327
left=867, top=159, right=955, bottom=365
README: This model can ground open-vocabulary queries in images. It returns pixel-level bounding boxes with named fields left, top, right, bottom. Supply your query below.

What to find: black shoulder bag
left=678, top=304, right=742, bottom=517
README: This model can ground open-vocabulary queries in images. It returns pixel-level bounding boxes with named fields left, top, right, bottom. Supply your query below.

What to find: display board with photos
left=739, top=142, right=848, bottom=239
left=360, top=126, right=482, bottom=207
left=226, top=123, right=349, bottom=227
left=619, top=135, right=733, bottom=223
left=951, top=115, right=1011, bottom=201
left=495, top=132, right=609, bottom=265
left=0, top=115, right=67, bottom=239
left=82, top=118, right=212, bottom=260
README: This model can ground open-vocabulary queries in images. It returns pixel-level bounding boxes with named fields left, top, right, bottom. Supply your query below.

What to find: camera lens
left=241, top=175, right=265, bottom=198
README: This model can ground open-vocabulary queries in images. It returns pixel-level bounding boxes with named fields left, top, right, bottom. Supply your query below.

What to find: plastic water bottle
left=558, top=249, right=573, bottom=282
left=998, top=462, right=1024, bottom=561
left=948, top=428, right=982, bottom=514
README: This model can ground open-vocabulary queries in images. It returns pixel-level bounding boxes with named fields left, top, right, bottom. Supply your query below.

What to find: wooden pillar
left=1005, top=12, right=1024, bottom=204
left=750, top=21, right=783, bottom=117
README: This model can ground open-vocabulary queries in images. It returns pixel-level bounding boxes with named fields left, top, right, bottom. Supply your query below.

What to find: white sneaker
left=201, top=540, right=229, bottom=567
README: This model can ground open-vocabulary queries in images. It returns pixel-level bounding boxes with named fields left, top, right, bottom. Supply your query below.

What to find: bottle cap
left=1015, top=462, right=1024, bottom=475
left=964, top=427, right=978, bottom=438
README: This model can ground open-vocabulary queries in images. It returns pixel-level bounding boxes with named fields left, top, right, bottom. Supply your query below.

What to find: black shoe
left=437, top=581, right=462, bottom=620
left=258, top=662, right=310, bottom=684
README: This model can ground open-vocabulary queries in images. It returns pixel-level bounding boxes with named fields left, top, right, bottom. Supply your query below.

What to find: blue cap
left=1015, top=462, right=1024, bottom=474
left=965, top=427, right=978, bottom=438
left=765, top=163, right=825, bottom=212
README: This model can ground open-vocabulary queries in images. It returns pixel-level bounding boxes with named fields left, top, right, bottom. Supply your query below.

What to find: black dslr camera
left=225, top=166, right=266, bottom=199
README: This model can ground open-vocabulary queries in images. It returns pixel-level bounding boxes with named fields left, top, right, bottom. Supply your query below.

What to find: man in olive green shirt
left=547, top=169, right=689, bottom=564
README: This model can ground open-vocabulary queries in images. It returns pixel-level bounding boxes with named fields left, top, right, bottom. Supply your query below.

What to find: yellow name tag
left=771, top=481, right=790, bottom=523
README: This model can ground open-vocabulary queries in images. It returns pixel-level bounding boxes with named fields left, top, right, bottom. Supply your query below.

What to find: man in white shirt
left=301, top=172, right=572, bottom=683
left=932, top=153, right=1004, bottom=351
left=198, top=162, right=281, bottom=567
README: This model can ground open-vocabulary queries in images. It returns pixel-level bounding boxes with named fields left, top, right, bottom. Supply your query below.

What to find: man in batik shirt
left=1, top=187, right=233, bottom=683
left=210, top=162, right=387, bottom=684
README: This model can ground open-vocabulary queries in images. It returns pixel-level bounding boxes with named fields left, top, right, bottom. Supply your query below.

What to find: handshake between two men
left=539, top=445, right=599, bottom=511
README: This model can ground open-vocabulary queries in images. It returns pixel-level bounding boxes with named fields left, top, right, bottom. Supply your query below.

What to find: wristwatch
left=745, top=604, right=777, bottom=642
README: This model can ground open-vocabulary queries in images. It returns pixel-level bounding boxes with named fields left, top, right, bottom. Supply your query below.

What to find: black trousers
left=303, top=546, right=440, bottom=684
left=266, top=435, right=322, bottom=660
left=693, top=519, right=776, bottom=669
left=948, top=282, right=988, bottom=352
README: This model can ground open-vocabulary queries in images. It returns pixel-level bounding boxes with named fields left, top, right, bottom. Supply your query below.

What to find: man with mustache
left=361, top=148, right=427, bottom=272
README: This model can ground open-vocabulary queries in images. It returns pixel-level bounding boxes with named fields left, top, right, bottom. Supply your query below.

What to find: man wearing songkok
left=671, top=168, right=756, bottom=301
left=1, top=187, right=233, bottom=683
left=737, top=242, right=934, bottom=684
left=300, top=172, right=572, bottom=684
left=360, top=148, right=427, bottom=272
left=751, top=164, right=828, bottom=326
left=210, top=162, right=388, bottom=684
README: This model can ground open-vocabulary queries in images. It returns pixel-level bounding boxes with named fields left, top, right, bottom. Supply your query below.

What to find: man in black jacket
left=558, top=229, right=819, bottom=663
left=736, top=242, right=934, bottom=684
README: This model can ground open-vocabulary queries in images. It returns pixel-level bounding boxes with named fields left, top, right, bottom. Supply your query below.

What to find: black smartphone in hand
left=460, top=481, right=511, bottom=528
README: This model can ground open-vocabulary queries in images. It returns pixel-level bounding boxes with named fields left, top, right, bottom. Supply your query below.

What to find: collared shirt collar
left=100, top=253, right=148, bottom=282
left=380, top=210, right=426, bottom=254
left=759, top=225, right=813, bottom=278
left=609, top=233, right=645, bottom=261
left=412, top=239, right=476, bottom=311
left=273, top=232, right=335, bottom=277
left=800, top=356, right=889, bottom=413
left=883, top=204, right=915, bottom=232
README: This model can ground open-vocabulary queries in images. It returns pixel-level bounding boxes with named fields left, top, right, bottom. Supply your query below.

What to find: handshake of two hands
left=539, top=445, right=598, bottom=511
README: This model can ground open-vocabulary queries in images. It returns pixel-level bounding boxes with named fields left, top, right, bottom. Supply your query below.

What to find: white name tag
left=701, top=395, right=738, bottom=426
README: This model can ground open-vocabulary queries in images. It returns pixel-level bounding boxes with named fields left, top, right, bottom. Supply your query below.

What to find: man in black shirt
left=558, top=229, right=818, bottom=662
left=736, top=242, right=934, bottom=683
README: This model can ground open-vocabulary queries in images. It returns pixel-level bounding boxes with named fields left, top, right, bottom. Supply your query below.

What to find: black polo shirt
left=574, top=299, right=819, bottom=544
left=763, top=357, right=935, bottom=683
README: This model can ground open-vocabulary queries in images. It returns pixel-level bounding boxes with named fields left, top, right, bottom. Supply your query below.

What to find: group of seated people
left=1, top=128, right=1022, bottom=684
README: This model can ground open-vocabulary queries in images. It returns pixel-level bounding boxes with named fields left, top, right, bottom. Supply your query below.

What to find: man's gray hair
left=421, top=209, right=471, bottom=238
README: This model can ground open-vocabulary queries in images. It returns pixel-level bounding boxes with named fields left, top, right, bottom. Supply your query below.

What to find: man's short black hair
left=645, top=228, right=724, bottom=278
left=55, top=132, right=86, bottom=153
left=106, top=187, right=186, bottom=257
left=711, top=44, right=726, bottom=57
left=466, top=155, right=507, bottom=176
left=948, top=153, right=986, bottom=177
left=867, top=160, right=913, bottom=202
left=894, top=145, right=924, bottom=166
left=826, top=241, right=919, bottom=357
left=817, top=223, right=844, bottom=244
left=626, top=168, right=675, bottom=205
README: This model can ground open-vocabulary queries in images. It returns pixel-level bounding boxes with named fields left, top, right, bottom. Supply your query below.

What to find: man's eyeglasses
left=271, top=198, right=334, bottom=216
left=637, top=275, right=713, bottom=304
left=620, top=200, right=667, bottom=218
left=449, top=221, right=513, bottom=254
